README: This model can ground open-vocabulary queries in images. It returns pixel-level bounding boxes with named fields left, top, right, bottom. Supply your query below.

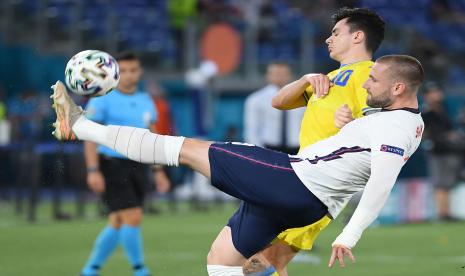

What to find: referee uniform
left=86, top=89, right=157, bottom=212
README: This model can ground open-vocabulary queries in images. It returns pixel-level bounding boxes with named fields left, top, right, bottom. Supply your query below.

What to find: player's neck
left=339, top=52, right=372, bottom=66
left=386, top=97, right=419, bottom=110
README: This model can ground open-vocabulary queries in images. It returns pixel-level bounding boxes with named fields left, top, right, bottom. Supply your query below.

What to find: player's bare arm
left=272, top=73, right=332, bottom=110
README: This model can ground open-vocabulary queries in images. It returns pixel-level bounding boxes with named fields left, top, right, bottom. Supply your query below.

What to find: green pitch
left=0, top=202, right=464, bottom=275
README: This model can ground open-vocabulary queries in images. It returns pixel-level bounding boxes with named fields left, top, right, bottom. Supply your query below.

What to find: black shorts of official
left=209, top=142, right=328, bottom=258
left=100, top=155, right=151, bottom=212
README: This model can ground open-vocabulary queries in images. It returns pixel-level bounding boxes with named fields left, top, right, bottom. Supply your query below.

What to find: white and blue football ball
left=65, top=50, right=119, bottom=97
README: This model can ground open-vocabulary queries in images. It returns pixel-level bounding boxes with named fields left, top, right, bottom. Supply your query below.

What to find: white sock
left=72, top=116, right=110, bottom=146
left=207, top=265, right=244, bottom=276
left=72, top=116, right=185, bottom=166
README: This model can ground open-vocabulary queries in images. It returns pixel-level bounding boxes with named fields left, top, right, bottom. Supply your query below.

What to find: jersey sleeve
left=85, top=97, right=107, bottom=123
left=303, top=85, right=313, bottom=103
left=332, top=121, right=411, bottom=248
left=332, top=153, right=404, bottom=249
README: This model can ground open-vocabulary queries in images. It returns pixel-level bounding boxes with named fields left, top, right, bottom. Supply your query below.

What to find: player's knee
left=108, top=213, right=122, bottom=228
left=120, top=207, right=143, bottom=226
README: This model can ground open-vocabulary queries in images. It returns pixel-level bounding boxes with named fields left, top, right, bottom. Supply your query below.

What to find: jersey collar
left=381, top=107, right=420, bottom=114
left=339, top=60, right=372, bottom=68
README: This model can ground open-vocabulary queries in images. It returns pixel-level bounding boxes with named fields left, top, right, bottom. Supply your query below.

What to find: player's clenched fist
left=302, top=73, right=333, bottom=98
left=334, top=104, right=354, bottom=129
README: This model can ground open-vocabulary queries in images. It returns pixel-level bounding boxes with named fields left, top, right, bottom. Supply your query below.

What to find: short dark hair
left=332, top=7, right=385, bottom=53
left=114, top=51, right=140, bottom=62
left=376, top=55, right=424, bottom=92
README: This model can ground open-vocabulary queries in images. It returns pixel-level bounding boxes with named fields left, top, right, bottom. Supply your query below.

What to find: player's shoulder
left=350, top=61, right=374, bottom=78
left=136, top=91, right=153, bottom=101
left=370, top=109, right=424, bottom=137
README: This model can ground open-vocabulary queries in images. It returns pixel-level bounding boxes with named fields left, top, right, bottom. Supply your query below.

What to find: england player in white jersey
left=292, top=103, right=423, bottom=248
left=51, top=54, right=424, bottom=275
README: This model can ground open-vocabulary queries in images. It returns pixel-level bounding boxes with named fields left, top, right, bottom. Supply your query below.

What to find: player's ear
left=392, top=82, right=406, bottom=96
left=353, top=30, right=365, bottom=45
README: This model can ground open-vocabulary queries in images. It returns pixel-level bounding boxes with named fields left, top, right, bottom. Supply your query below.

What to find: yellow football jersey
left=299, top=60, right=373, bottom=149
left=276, top=60, right=373, bottom=252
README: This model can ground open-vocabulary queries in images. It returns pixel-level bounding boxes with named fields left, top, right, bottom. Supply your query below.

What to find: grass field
left=0, top=201, right=464, bottom=276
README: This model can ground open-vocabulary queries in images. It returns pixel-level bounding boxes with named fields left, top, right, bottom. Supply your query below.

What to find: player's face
left=363, top=63, right=395, bottom=108
left=266, top=64, right=292, bottom=88
left=326, top=18, right=353, bottom=62
left=118, top=59, right=142, bottom=90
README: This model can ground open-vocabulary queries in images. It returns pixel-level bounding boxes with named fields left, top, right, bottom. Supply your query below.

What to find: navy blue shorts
left=209, top=142, right=328, bottom=258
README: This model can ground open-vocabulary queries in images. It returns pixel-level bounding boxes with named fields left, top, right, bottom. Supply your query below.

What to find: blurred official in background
left=422, top=82, right=465, bottom=222
left=244, top=62, right=304, bottom=154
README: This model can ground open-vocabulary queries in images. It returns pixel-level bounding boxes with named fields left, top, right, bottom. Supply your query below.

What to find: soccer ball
left=65, top=50, right=119, bottom=97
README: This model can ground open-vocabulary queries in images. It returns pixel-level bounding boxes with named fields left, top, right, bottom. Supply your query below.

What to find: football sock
left=120, top=224, right=149, bottom=274
left=81, top=225, right=120, bottom=275
left=207, top=265, right=244, bottom=276
left=72, top=116, right=184, bottom=166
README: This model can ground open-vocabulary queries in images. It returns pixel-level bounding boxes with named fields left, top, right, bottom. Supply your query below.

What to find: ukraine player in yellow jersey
left=242, top=7, right=386, bottom=276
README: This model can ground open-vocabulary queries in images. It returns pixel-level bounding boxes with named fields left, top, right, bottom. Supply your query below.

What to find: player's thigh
left=208, top=142, right=315, bottom=211
left=207, top=226, right=247, bottom=266
left=227, top=202, right=286, bottom=260
left=130, top=162, right=152, bottom=202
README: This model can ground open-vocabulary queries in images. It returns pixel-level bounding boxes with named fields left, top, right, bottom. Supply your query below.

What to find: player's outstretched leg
left=50, top=80, right=210, bottom=176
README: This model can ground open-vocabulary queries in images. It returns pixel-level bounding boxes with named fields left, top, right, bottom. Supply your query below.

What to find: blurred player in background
left=80, top=52, right=165, bottom=276
left=244, top=62, right=304, bottom=154
left=422, top=82, right=465, bottom=221
left=50, top=54, right=425, bottom=275
left=243, top=7, right=386, bottom=275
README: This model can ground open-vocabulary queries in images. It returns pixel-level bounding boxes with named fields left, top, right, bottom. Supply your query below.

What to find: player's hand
left=154, top=169, right=171, bottom=194
left=87, top=171, right=105, bottom=194
left=334, top=104, right=354, bottom=128
left=302, top=73, right=333, bottom=98
left=328, top=244, right=356, bottom=268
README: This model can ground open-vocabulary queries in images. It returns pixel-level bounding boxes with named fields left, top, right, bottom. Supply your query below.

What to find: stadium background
left=0, top=0, right=465, bottom=275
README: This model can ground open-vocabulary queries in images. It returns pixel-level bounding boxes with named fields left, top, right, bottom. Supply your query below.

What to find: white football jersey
left=291, top=108, right=424, bottom=218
